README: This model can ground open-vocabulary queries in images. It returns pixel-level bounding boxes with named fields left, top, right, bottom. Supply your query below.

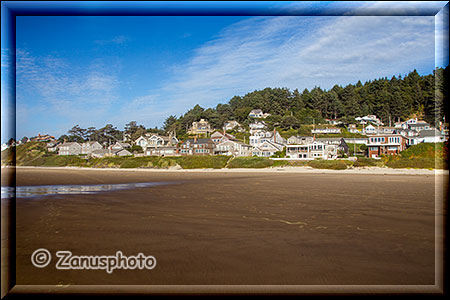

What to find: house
left=380, top=127, right=396, bottom=134
left=31, top=134, right=55, bottom=142
left=249, top=130, right=286, bottom=148
left=408, top=121, right=430, bottom=132
left=210, top=131, right=236, bottom=144
left=47, top=141, right=61, bottom=152
left=416, top=129, right=445, bottom=143
left=311, top=127, right=341, bottom=134
left=188, top=119, right=212, bottom=135
left=343, top=137, right=369, bottom=145
left=316, top=137, right=349, bottom=156
left=135, top=133, right=178, bottom=150
left=287, top=136, right=314, bottom=145
left=366, top=134, right=407, bottom=158
left=286, top=141, right=337, bottom=160
left=91, top=149, right=109, bottom=158
left=145, top=146, right=178, bottom=157
left=81, top=141, right=103, bottom=154
left=249, top=121, right=267, bottom=134
left=224, top=120, right=244, bottom=132
left=113, top=149, right=132, bottom=156
left=58, top=142, right=82, bottom=155
left=348, top=124, right=361, bottom=133
left=215, top=140, right=252, bottom=157
left=325, top=118, right=342, bottom=125
left=179, top=138, right=215, bottom=156
left=110, top=142, right=131, bottom=151
left=363, top=124, right=376, bottom=135
left=355, top=115, right=383, bottom=126
left=252, top=141, right=284, bottom=157
left=393, top=128, right=418, bottom=137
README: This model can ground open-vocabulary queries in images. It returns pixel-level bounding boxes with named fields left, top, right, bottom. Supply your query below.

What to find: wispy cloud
left=94, top=35, right=129, bottom=45
left=125, top=14, right=435, bottom=128
left=16, top=49, right=120, bottom=135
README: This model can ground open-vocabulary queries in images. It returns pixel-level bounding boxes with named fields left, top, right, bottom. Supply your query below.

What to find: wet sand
left=3, top=167, right=446, bottom=291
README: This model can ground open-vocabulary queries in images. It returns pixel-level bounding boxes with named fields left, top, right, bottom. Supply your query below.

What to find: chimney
left=273, top=128, right=276, bottom=143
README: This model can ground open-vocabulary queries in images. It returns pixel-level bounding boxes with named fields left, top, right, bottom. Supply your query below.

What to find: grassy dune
left=2, top=141, right=448, bottom=170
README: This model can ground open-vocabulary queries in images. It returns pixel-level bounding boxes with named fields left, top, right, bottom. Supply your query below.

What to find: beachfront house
left=287, top=136, right=314, bottom=145
left=81, top=141, right=103, bottom=155
left=215, top=140, right=252, bottom=157
left=135, top=133, right=178, bottom=151
left=145, top=146, right=178, bottom=157
left=366, top=134, right=407, bottom=158
left=316, top=137, right=349, bottom=156
left=252, top=140, right=284, bottom=157
left=179, top=138, right=215, bottom=156
left=47, top=141, right=61, bottom=152
left=286, top=141, right=337, bottom=160
left=110, top=142, right=131, bottom=151
left=58, top=142, right=82, bottom=155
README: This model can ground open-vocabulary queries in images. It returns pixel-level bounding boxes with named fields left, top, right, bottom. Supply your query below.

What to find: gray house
left=316, top=137, right=349, bottom=156
left=58, top=142, right=82, bottom=155
left=81, top=141, right=103, bottom=154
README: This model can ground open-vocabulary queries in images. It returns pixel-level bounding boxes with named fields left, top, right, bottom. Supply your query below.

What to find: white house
left=249, top=130, right=286, bottom=148
left=287, top=136, right=314, bottom=145
left=224, top=120, right=244, bottom=132
left=252, top=141, right=284, bottom=157
left=363, top=124, right=377, bottom=135
left=311, top=127, right=341, bottom=134
left=210, top=131, right=236, bottom=144
left=135, top=133, right=178, bottom=150
left=249, top=121, right=267, bottom=134
left=286, top=141, right=337, bottom=160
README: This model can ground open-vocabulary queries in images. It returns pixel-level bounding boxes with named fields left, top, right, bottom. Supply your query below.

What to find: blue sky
left=1, top=1, right=449, bottom=142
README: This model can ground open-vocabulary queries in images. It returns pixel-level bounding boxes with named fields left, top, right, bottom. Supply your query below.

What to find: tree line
left=16, top=66, right=447, bottom=146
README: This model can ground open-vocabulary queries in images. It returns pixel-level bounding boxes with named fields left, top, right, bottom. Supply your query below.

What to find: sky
left=1, top=1, right=449, bottom=142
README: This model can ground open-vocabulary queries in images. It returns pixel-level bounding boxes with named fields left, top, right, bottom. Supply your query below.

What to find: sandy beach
left=2, top=166, right=447, bottom=293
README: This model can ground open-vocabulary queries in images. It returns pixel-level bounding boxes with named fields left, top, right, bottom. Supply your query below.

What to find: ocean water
left=1, top=182, right=171, bottom=199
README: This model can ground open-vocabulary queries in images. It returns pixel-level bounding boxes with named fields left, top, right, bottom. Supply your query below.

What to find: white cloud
left=125, top=14, right=436, bottom=128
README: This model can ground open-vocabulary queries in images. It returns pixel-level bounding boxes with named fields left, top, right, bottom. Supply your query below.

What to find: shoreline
left=3, top=165, right=448, bottom=175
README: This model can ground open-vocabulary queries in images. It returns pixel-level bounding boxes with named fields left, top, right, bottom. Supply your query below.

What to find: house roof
left=250, top=109, right=263, bottom=114
left=418, top=129, right=442, bottom=138
left=316, top=137, right=344, bottom=142
left=61, top=142, right=81, bottom=147
left=184, top=138, right=213, bottom=145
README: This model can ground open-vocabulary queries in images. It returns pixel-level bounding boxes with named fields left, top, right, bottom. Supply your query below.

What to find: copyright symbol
left=31, top=248, right=51, bottom=268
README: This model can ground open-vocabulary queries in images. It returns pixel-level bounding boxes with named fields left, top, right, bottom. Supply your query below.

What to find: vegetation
left=383, top=142, right=448, bottom=169
left=28, top=66, right=446, bottom=147
left=307, top=159, right=351, bottom=170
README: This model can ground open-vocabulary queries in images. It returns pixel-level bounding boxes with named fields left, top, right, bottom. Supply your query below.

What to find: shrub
left=307, top=159, right=349, bottom=170
left=227, top=157, right=274, bottom=168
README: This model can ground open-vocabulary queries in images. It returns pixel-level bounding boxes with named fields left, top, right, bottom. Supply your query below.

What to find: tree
left=68, top=125, right=87, bottom=141
left=163, top=115, right=178, bottom=133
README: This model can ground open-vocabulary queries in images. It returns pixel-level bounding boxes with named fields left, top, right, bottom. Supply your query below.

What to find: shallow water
left=1, top=182, right=170, bottom=199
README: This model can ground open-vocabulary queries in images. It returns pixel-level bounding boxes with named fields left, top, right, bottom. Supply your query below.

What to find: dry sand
left=2, top=167, right=447, bottom=293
